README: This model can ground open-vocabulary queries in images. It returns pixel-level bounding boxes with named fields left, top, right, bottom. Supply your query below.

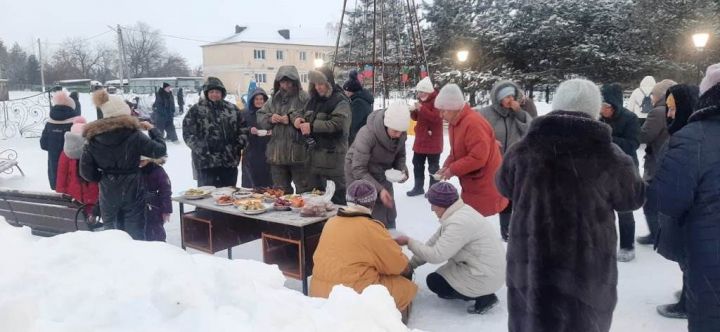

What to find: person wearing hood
left=343, top=69, right=374, bottom=146
left=406, top=77, right=443, bottom=197
left=600, top=83, right=641, bottom=262
left=475, top=80, right=533, bottom=241
left=56, top=117, right=99, bottom=219
left=649, top=84, right=699, bottom=321
left=257, top=66, right=311, bottom=194
left=294, top=66, right=351, bottom=204
left=649, top=64, right=720, bottom=331
left=241, top=87, right=273, bottom=188
left=80, top=90, right=167, bottom=240
left=345, top=101, right=410, bottom=228
left=434, top=84, right=508, bottom=217
left=153, top=82, right=179, bottom=143
left=310, top=179, right=417, bottom=322
left=69, top=91, right=81, bottom=116
left=497, top=79, right=645, bottom=332
left=176, top=87, right=185, bottom=115
left=395, top=182, right=506, bottom=315
left=140, top=155, right=172, bottom=242
left=636, top=79, right=676, bottom=245
left=628, top=75, right=657, bottom=123
left=41, top=91, right=81, bottom=190
left=183, top=77, right=248, bottom=187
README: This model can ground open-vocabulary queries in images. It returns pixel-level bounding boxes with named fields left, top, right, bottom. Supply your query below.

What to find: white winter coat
left=408, top=199, right=506, bottom=297
left=627, top=76, right=656, bottom=119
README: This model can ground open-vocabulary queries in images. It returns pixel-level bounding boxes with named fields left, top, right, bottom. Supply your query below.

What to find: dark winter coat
left=497, top=111, right=645, bottom=332
left=80, top=115, right=167, bottom=240
left=56, top=132, right=99, bottom=216
left=345, top=109, right=408, bottom=226
left=666, top=85, right=699, bottom=136
left=411, top=90, right=443, bottom=154
left=40, top=105, right=80, bottom=190
left=600, top=84, right=640, bottom=166
left=475, top=81, right=532, bottom=154
left=141, top=162, right=172, bottom=242
left=177, top=88, right=185, bottom=106
left=256, top=66, right=310, bottom=166
left=69, top=92, right=81, bottom=116
left=183, top=78, right=248, bottom=170
left=300, top=73, right=351, bottom=177
left=638, top=97, right=669, bottom=181
left=348, top=88, right=374, bottom=146
left=649, top=83, right=720, bottom=332
left=153, top=88, right=175, bottom=121
left=241, top=87, right=273, bottom=188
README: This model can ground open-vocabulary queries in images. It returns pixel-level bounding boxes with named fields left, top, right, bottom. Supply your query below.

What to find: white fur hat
left=434, top=84, right=465, bottom=111
left=93, top=90, right=130, bottom=118
left=551, top=79, right=602, bottom=119
left=700, top=63, right=720, bottom=97
left=415, top=77, right=434, bottom=93
left=384, top=101, right=411, bottom=132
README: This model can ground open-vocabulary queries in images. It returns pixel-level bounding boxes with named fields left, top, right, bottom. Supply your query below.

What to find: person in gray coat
left=395, top=182, right=506, bottom=314
left=475, top=80, right=533, bottom=241
left=636, top=79, right=676, bottom=245
left=345, top=102, right=411, bottom=228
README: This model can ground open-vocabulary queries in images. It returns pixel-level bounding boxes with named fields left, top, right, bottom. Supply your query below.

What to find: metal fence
left=0, top=92, right=51, bottom=139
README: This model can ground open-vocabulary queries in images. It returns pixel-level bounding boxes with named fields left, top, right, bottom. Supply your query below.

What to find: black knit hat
left=343, top=70, right=363, bottom=92
left=162, top=82, right=171, bottom=89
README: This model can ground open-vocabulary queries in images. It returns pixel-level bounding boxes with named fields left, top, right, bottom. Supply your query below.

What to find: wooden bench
left=0, top=188, right=90, bottom=237
left=0, top=149, right=24, bottom=176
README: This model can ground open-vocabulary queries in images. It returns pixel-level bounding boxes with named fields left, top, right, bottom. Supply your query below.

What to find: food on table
left=215, top=195, right=233, bottom=205
left=184, top=188, right=207, bottom=196
left=300, top=204, right=326, bottom=217
left=233, top=198, right=265, bottom=211
left=290, top=196, right=305, bottom=208
left=310, top=188, right=324, bottom=195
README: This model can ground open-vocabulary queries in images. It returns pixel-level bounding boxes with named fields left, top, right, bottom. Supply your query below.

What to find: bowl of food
left=384, top=169, right=406, bottom=183
left=301, top=188, right=324, bottom=199
left=214, top=195, right=234, bottom=206
left=273, top=197, right=293, bottom=211
left=183, top=188, right=210, bottom=199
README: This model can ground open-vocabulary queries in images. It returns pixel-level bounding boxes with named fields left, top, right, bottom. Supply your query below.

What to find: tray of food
left=182, top=188, right=211, bottom=199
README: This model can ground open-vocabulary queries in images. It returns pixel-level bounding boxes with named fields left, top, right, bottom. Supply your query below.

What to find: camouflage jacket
left=256, top=90, right=310, bottom=165
left=183, top=98, right=248, bottom=170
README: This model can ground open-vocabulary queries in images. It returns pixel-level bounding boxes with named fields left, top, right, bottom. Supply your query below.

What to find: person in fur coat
left=140, top=156, right=172, bottom=242
left=56, top=117, right=99, bottom=219
left=41, top=91, right=80, bottom=190
left=496, top=79, right=645, bottom=332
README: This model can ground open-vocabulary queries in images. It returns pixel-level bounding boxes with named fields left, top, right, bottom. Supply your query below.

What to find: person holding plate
left=344, top=101, right=410, bottom=229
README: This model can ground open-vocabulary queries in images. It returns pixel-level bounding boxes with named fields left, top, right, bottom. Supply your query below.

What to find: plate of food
left=273, top=197, right=293, bottom=211
left=301, top=188, right=325, bottom=199
left=234, top=198, right=267, bottom=214
left=384, top=169, right=406, bottom=183
left=214, top=195, right=234, bottom=206
left=183, top=188, right=210, bottom=199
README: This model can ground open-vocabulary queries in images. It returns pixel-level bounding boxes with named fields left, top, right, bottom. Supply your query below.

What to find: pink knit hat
left=70, top=116, right=87, bottom=134
left=700, top=63, right=720, bottom=97
left=52, top=91, right=76, bottom=110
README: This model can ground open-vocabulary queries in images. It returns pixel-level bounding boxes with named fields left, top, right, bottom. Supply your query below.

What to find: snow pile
left=0, top=220, right=415, bottom=332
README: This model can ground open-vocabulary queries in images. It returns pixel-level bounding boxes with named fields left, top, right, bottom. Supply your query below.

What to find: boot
left=617, top=248, right=636, bottom=262
left=636, top=234, right=655, bottom=245
left=467, top=294, right=498, bottom=314
left=406, top=177, right=425, bottom=197
left=401, top=302, right=412, bottom=324
left=657, top=303, right=687, bottom=319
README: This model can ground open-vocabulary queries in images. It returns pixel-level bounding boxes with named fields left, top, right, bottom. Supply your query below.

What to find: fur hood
left=83, top=115, right=141, bottom=140
left=526, top=111, right=612, bottom=155
left=691, top=83, right=720, bottom=123
left=489, top=80, right=523, bottom=115
left=63, top=132, right=85, bottom=160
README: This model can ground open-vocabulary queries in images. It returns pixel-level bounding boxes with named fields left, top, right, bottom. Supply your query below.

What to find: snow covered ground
left=0, top=94, right=686, bottom=331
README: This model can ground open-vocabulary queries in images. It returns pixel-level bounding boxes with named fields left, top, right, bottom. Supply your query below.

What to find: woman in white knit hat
left=344, top=101, right=411, bottom=228
left=406, top=77, right=443, bottom=197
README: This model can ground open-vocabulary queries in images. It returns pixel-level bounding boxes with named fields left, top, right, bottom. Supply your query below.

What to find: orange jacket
left=310, top=210, right=417, bottom=309
left=444, top=104, right=508, bottom=216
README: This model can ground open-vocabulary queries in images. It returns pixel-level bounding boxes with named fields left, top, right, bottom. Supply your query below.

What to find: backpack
left=640, top=94, right=653, bottom=114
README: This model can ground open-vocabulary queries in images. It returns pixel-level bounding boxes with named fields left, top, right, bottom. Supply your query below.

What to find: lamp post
left=456, top=50, right=469, bottom=92
left=692, top=33, right=709, bottom=84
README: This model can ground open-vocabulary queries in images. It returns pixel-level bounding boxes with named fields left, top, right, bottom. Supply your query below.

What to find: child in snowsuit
left=140, top=156, right=172, bottom=241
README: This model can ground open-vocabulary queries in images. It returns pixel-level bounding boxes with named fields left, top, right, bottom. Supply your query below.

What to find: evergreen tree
left=6, top=43, right=28, bottom=85
left=25, top=54, right=40, bottom=85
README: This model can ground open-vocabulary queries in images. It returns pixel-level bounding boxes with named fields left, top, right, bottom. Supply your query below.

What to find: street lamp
left=456, top=50, right=470, bottom=99
left=693, top=33, right=710, bottom=84
left=313, top=58, right=325, bottom=68
left=456, top=50, right=469, bottom=63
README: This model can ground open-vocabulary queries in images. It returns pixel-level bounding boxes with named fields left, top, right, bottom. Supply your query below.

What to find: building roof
left=203, top=24, right=335, bottom=48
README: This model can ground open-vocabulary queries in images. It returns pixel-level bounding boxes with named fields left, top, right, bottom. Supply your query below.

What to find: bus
left=128, top=77, right=204, bottom=95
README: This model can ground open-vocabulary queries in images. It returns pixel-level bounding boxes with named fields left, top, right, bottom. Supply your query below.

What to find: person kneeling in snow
left=310, top=180, right=417, bottom=321
left=395, top=182, right=506, bottom=314
left=140, top=155, right=172, bottom=242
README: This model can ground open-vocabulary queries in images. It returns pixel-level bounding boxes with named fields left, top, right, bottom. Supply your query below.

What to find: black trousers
left=197, top=167, right=238, bottom=188
left=427, top=272, right=496, bottom=305
left=153, top=112, right=178, bottom=142
left=412, top=153, right=440, bottom=183
left=499, top=201, right=513, bottom=240
left=618, top=211, right=635, bottom=250
left=642, top=181, right=659, bottom=237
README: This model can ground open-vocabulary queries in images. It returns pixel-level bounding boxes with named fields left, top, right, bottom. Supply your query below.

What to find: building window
left=253, top=49, right=266, bottom=60
left=301, top=73, right=308, bottom=83
left=315, top=52, right=324, bottom=60
left=276, top=50, right=284, bottom=60
left=299, top=51, right=307, bottom=61
left=254, top=73, right=267, bottom=83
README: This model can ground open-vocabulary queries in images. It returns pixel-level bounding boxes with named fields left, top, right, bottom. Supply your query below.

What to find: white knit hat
left=551, top=79, right=602, bottom=119
left=434, top=84, right=465, bottom=111
left=93, top=90, right=131, bottom=118
left=383, top=101, right=411, bottom=131
left=700, top=63, right=720, bottom=97
left=415, top=77, right=434, bottom=93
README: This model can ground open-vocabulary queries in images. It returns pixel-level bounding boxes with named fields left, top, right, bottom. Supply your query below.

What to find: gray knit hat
left=346, top=180, right=378, bottom=209
left=426, top=182, right=459, bottom=208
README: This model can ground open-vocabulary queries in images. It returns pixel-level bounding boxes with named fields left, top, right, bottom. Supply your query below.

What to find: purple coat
left=141, top=163, right=172, bottom=241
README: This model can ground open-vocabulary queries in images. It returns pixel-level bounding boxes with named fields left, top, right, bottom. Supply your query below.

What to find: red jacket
left=56, top=152, right=99, bottom=213
left=411, top=91, right=443, bottom=154
left=444, top=104, right=508, bottom=216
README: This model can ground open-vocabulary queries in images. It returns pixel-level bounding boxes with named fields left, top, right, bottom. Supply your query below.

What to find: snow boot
left=617, top=248, right=636, bottom=262
left=657, top=303, right=687, bottom=319
left=401, top=302, right=412, bottom=324
left=467, top=294, right=498, bottom=314
left=429, top=176, right=439, bottom=188
left=406, top=177, right=425, bottom=197
left=636, top=234, right=655, bottom=245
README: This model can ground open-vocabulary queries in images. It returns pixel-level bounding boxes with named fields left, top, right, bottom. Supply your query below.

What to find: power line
left=119, top=26, right=213, bottom=44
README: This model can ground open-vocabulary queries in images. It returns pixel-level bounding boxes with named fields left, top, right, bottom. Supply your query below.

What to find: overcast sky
left=0, top=0, right=346, bottom=67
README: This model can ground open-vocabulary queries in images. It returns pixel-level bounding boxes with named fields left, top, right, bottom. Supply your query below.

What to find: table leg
left=179, top=202, right=186, bottom=250
left=300, top=226, right=308, bottom=295
left=228, top=247, right=233, bottom=259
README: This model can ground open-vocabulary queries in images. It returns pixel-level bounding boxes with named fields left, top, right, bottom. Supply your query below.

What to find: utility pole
left=38, top=38, right=45, bottom=92
left=116, top=25, right=125, bottom=93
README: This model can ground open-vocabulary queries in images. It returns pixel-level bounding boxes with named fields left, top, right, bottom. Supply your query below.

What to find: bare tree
left=122, top=22, right=166, bottom=77
left=154, top=53, right=190, bottom=77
